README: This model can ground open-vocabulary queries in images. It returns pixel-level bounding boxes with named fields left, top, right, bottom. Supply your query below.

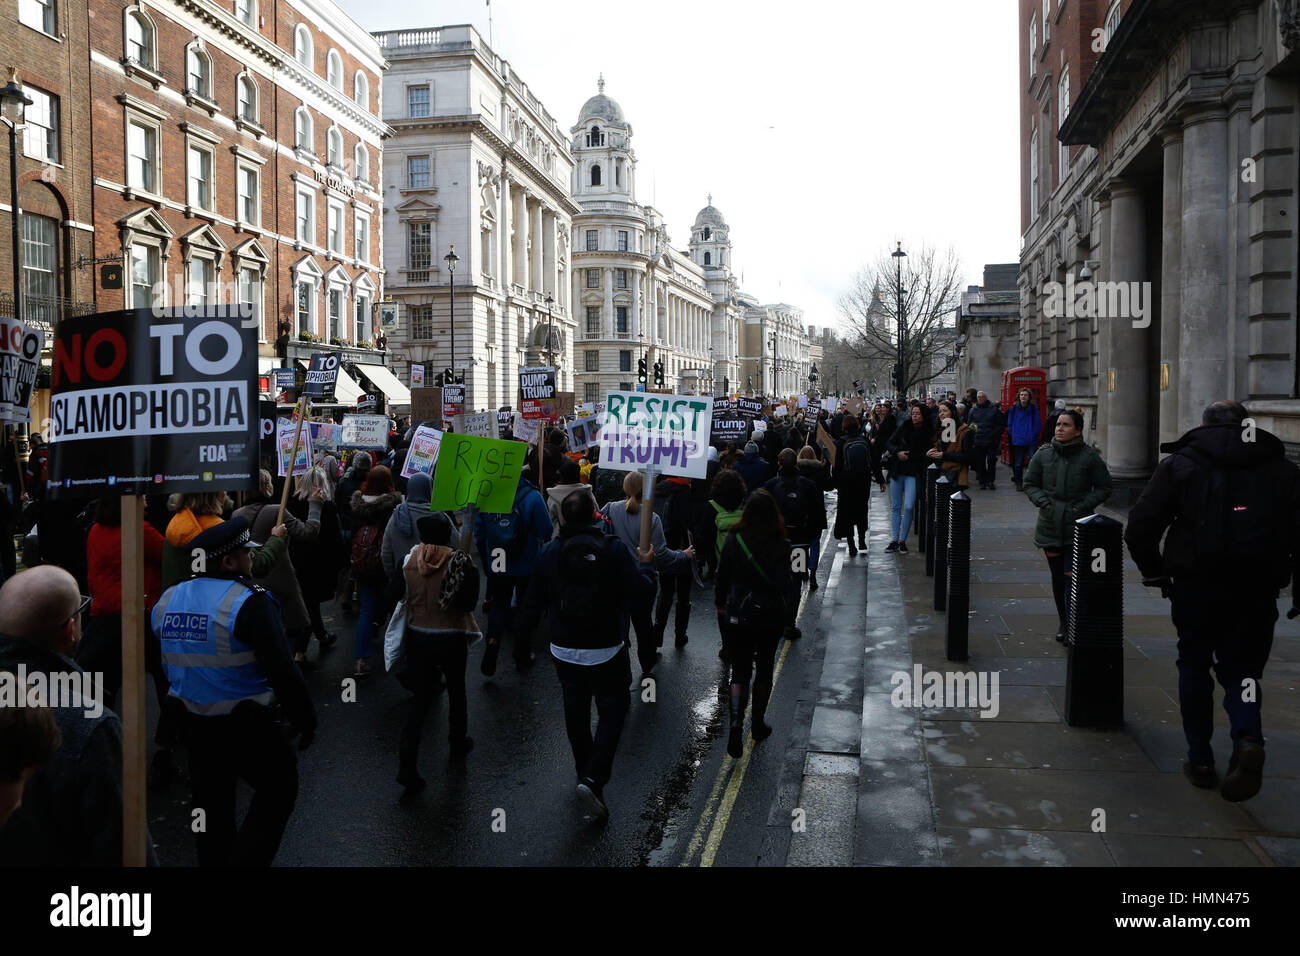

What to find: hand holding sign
left=430, top=433, right=526, bottom=513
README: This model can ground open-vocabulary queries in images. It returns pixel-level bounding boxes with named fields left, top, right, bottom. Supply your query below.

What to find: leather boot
left=727, top=683, right=749, bottom=758
left=751, top=681, right=773, bottom=742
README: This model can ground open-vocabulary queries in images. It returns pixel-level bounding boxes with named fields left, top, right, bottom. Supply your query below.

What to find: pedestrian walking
left=925, top=399, right=978, bottom=490
left=286, top=466, right=342, bottom=660
left=1125, top=400, right=1300, bottom=801
left=762, top=448, right=821, bottom=637
left=734, top=441, right=774, bottom=495
left=967, top=391, right=1006, bottom=490
left=161, top=492, right=228, bottom=589
left=652, top=473, right=696, bottom=648
left=517, top=488, right=657, bottom=820
left=796, top=445, right=832, bottom=589
left=832, top=416, right=885, bottom=556
left=715, top=489, right=793, bottom=759
left=335, top=451, right=373, bottom=614
left=1022, top=409, right=1112, bottom=642
left=692, top=447, right=722, bottom=579
left=884, top=404, right=934, bottom=553
left=708, top=468, right=747, bottom=563
left=1005, top=388, right=1041, bottom=491
left=347, top=466, right=403, bottom=676
left=152, top=517, right=316, bottom=867
left=545, top=457, right=586, bottom=539
left=1040, top=399, right=1067, bottom=447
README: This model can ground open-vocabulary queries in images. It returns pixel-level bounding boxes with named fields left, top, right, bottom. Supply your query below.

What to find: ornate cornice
left=1279, top=0, right=1300, bottom=51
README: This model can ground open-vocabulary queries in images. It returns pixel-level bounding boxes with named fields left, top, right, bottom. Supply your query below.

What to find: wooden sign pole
left=638, top=468, right=657, bottom=564
left=460, top=503, right=478, bottom=556
left=277, top=397, right=309, bottom=526
left=120, top=494, right=147, bottom=866
left=537, top=421, right=545, bottom=488
left=12, top=430, right=25, bottom=499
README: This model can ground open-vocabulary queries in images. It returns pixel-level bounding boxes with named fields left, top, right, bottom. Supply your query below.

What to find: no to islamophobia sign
left=0, top=317, right=41, bottom=424
left=600, top=390, right=712, bottom=479
left=48, top=307, right=258, bottom=496
left=304, top=352, right=339, bottom=400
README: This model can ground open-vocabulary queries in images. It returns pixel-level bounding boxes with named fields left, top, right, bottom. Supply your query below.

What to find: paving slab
left=854, top=759, right=941, bottom=867
left=936, top=826, right=1115, bottom=866
left=921, top=719, right=1157, bottom=771
left=1101, top=833, right=1263, bottom=867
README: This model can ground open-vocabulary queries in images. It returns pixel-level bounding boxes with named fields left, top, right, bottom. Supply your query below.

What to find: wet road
left=144, top=502, right=847, bottom=866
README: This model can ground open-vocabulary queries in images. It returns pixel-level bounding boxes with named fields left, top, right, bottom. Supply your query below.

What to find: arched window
left=237, top=74, right=258, bottom=122
left=353, top=143, right=369, bottom=182
left=354, top=71, right=369, bottom=110
left=702, top=227, right=711, bottom=240
left=590, top=164, right=601, bottom=186
left=327, top=50, right=343, bottom=90
left=125, top=9, right=155, bottom=69
left=615, top=161, right=621, bottom=186
left=1103, top=1, right=1122, bottom=45
left=294, top=24, right=312, bottom=69
left=186, top=46, right=212, bottom=98
left=704, top=252, right=711, bottom=266
left=587, top=124, right=604, bottom=147
left=327, top=127, right=343, bottom=167
left=295, top=107, right=313, bottom=152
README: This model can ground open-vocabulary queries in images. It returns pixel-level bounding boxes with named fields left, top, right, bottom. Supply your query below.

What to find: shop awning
left=296, top=360, right=365, bottom=405
left=353, top=362, right=412, bottom=406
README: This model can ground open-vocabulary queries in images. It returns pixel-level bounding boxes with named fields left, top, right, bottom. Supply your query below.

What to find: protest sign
left=47, top=307, right=258, bottom=496
left=600, top=390, right=712, bottom=479
left=310, top=421, right=342, bottom=451
left=277, top=417, right=312, bottom=477
left=259, top=400, right=277, bottom=458
left=555, top=391, right=575, bottom=418
left=429, top=433, right=527, bottom=513
left=273, top=367, right=297, bottom=392
left=357, top=393, right=378, bottom=413
left=816, top=422, right=838, bottom=470
left=773, top=405, right=788, bottom=418
left=400, top=424, right=443, bottom=479
left=797, top=394, right=808, bottom=409
left=519, top=366, right=557, bottom=421
left=411, top=387, right=441, bottom=425
left=463, top=410, right=497, bottom=438
left=496, top=409, right=514, bottom=434
left=846, top=396, right=864, bottom=416
left=411, top=364, right=425, bottom=388
left=0, top=318, right=40, bottom=424
left=565, top=418, right=591, bottom=452
left=513, top=412, right=539, bottom=444
left=304, top=352, right=339, bottom=400
left=442, top=384, right=465, bottom=418
left=340, top=414, right=389, bottom=449
left=736, top=397, right=763, bottom=419
left=711, top=417, right=747, bottom=444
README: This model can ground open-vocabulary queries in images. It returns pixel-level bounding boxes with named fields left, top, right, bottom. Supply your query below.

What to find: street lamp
left=444, top=245, right=459, bottom=383
left=544, top=293, right=555, bottom=368
left=638, top=329, right=646, bottom=389
left=892, top=241, right=907, bottom=404
left=708, top=345, right=714, bottom=396
left=769, top=333, right=777, bottom=398
left=1, top=69, right=33, bottom=330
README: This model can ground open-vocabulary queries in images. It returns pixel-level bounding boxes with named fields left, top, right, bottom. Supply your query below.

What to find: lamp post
left=769, top=333, right=777, bottom=398
left=638, top=329, right=646, bottom=389
left=892, top=241, right=907, bottom=404
left=1, top=69, right=32, bottom=330
left=444, top=245, right=459, bottom=383
left=544, top=293, right=555, bottom=368
left=708, top=345, right=714, bottom=396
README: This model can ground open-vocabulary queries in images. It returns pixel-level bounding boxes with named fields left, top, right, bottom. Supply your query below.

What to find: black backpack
left=843, top=438, right=871, bottom=477
left=556, top=533, right=618, bottom=631
left=1179, top=448, right=1280, bottom=564
left=774, top=475, right=809, bottom=539
left=653, top=484, right=690, bottom=548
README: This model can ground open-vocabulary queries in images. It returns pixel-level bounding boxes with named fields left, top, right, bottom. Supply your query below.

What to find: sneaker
left=808, top=578, right=819, bottom=592
left=318, top=631, right=338, bottom=652
left=884, top=541, right=900, bottom=554
left=897, top=541, right=908, bottom=554
left=576, top=778, right=609, bottom=819
left=396, top=768, right=427, bottom=792
left=1221, top=738, right=1265, bottom=802
left=751, top=721, right=772, bottom=743
left=674, top=633, right=689, bottom=648
left=783, top=626, right=802, bottom=641
left=727, top=726, right=744, bottom=759
left=354, top=658, right=372, bottom=677
left=1182, top=761, right=1218, bottom=789
left=480, top=640, right=500, bottom=677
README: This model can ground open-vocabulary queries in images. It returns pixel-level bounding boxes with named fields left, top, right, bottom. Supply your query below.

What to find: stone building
left=377, top=24, right=578, bottom=411
left=956, top=263, right=1021, bottom=398
left=739, top=296, right=806, bottom=399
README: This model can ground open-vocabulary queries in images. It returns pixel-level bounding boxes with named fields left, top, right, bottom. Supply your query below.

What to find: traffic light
left=638, top=357, right=648, bottom=383
left=653, top=361, right=664, bottom=386
left=892, top=364, right=905, bottom=393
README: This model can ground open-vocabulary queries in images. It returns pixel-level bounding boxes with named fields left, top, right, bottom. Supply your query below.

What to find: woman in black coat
left=831, top=416, right=885, bottom=556
left=883, top=405, right=933, bottom=553
left=287, top=465, right=343, bottom=657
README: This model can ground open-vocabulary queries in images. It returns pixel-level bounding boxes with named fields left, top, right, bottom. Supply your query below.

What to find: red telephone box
left=1000, top=366, right=1047, bottom=463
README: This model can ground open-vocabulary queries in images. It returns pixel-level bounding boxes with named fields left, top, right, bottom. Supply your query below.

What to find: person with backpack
left=762, top=448, right=821, bottom=638
left=546, top=458, right=587, bottom=540
left=883, top=404, right=934, bottom=553
left=474, top=462, right=553, bottom=676
left=651, top=474, right=697, bottom=649
left=347, top=466, right=403, bottom=677
left=715, top=489, right=793, bottom=760
left=1005, top=388, right=1042, bottom=491
left=516, top=487, right=656, bottom=821
left=1125, top=400, right=1300, bottom=802
left=394, top=512, right=480, bottom=791
left=286, top=466, right=342, bottom=660
left=1022, top=409, right=1112, bottom=642
left=335, top=451, right=373, bottom=614
left=796, top=445, right=832, bottom=590
left=692, top=447, right=723, bottom=580
left=833, top=416, right=885, bottom=557
left=734, top=441, right=774, bottom=496
left=709, top=468, right=747, bottom=573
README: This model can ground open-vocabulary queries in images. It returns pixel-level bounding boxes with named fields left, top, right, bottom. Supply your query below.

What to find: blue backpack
left=483, top=483, right=534, bottom=562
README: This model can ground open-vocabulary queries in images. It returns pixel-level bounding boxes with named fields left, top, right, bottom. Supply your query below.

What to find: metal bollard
left=945, top=491, right=971, bottom=662
left=932, top=474, right=955, bottom=611
left=1064, top=514, right=1125, bottom=728
left=916, top=463, right=930, bottom=554
left=924, top=464, right=940, bottom=575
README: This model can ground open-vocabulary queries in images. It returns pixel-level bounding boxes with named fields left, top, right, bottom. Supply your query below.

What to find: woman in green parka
left=1022, top=409, right=1113, bottom=642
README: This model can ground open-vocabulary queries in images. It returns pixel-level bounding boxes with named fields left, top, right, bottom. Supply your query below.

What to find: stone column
left=513, top=188, right=528, bottom=292
left=1106, top=180, right=1152, bottom=479
left=543, top=209, right=556, bottom=297
left=1180, top=106, right=1230, bottom=434
left=604, top=267, right=614, bottom=338
left=531, top=201, right=544, bottom=293
left=499, top=175, right=513, bottom=290
left=1159, top=128, right=1183, bottom=446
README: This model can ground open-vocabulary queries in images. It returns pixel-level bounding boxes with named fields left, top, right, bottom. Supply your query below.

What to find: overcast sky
left=339, top=0, right=1021, bottom=333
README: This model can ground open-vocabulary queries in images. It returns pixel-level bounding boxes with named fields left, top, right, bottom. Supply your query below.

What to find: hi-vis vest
left=153, top=577, right=274, bottom=716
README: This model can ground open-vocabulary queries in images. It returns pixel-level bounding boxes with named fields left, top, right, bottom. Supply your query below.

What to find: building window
left=703, top=251, right=711, bottom=266
left=354, top=72, right=369, bottom=110
left=408, top=155, right=430, bottom=188
left=296, top=280, right=313, bottom=335
left=586, top=269, right=599, bottom=289
left=328, top=287, right=344, bottom=339
left=21, top=214, right=56, bottom=306
left=127, top=120, right=156, bottom=192
left=237, top=75, right=257, bottom=122
left=586, top=306, right=600, bottom=335
left=584, top=382, right=600, bottom=404
left=296, top=189, right=314, bottom=244
left=295, top=108, right=313, bottom=151
left=1058, top=67, right=1070, bottom=181
left=615, top=162, right=621, bottom=186
left=354, top=295, right=369, bottom=342
left=187, top=47, right=212, bottom=98
left=234, top=0, right=255, bottom=27
left=19, top=0, right=55, bottom=35
left=411, top=304, right=433, bottom=339
left=238, top=266, right=260, bottom=314
left=327, top=50, right=343, bottom=90
left=616, top=269, right=627, bottom=290
left=584, top=350, right=599, bottom=372
left=1029, top=128, right=1039, bottom=215
left=1029, top=16, right=1037, bottom=77
left=354, top=215, right=368, bottom=260
left=187, top=257, right=213, bottom=305
left=586, top=125, right=603, bottom=147
left=125, top=10, right=155, bottom=69
left=1042, top=0, right=1050, bottom=43
left=187, top=145, right=213, bottom=210
left=131, top=244, right=159, bottom=309
left=327, top=127, right=343, bottom=167
left=408, top=85, right=430, bottom=118
left=237, top=166, right=258, bottom=223
left=21, top=87, right=57, bottom=163
left=408, top=221, right=432, bottom=272
left=618, top=350, right=631, bottom=372
left=353, top=143, right=369, bottom=182
left=586, top=230, right=598, bottom=251
left=616, top=306, right=628, bottom=334
left=327, top=203, right=345, bottom=255
left=294, top=24, right=312, bottom=69
left=1103, top=1, right=1121, bottom=45
left=590, top=164, right=601, bottom=186
left=617, top=230, right=628, bottom=251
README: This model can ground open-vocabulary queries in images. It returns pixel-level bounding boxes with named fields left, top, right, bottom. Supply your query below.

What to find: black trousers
left=554, top=647, right=632, bottom=788
left=653, top=572, right=693, bottom=643
left=76, top=614, right=184, bottom=747
left=1045, top=551, right=1071, bottom=630
left=631, top=586, right=658, bottom=673
left=484, top=574, right=532, bottom=664
left=399, top=633, right=469, bottom=769
left=184, top=703, right=299, bottom=867
left=724, top=622, right=782, bottom=687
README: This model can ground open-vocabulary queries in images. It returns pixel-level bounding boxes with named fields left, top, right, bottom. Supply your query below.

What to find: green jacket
left=1022, top=438, right=1113, bottom=550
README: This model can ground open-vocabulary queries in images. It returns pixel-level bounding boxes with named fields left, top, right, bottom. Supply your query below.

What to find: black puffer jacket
left=885, top=418, right=934, bottom=479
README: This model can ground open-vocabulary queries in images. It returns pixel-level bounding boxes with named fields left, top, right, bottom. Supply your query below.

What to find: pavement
left=782, top=461, right=1300, bottom=867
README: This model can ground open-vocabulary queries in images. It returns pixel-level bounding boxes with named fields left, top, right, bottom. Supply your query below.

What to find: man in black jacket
left=1125, top=400, right=1300, bottom=802
left=762, top=449, right=821, bottom=638
left=967, top=391, right=1006, bottom=490
left=517, top=488, right=655, bottom=821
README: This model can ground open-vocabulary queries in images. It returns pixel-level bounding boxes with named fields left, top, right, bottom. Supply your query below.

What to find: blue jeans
left=808, top=538, right=821, bottom=574
left=890, top=475, right=917, bottom=540
left=354, top=582, right=383, bottom=659
left=1011, top=445, right=1033, bottom=483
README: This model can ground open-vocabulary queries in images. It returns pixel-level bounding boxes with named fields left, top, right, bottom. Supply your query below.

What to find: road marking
left=680, top=527, right=832, bottom=866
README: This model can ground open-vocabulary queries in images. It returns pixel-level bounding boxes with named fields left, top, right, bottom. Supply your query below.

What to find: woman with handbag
left=925, top=400, right=978, bottom=490
left=714, top=489, right=794, bottom=759
left=349, top=466, right=403, bottom=676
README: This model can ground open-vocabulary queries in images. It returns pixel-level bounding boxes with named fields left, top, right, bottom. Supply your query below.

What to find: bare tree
left=837, top=243, right=964, bottom=397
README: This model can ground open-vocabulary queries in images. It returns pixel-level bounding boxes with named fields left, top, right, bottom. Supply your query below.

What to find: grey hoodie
left=545, top=481, right=587, bottom=539
left=381, top=473, right=433, bottom=578
left=598, top=500, right=690, bottom=573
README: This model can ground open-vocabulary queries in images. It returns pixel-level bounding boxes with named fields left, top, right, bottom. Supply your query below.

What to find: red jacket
left=87, top=522, right=166, bottom=616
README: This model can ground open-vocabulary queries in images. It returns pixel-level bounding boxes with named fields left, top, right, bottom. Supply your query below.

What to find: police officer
left=152, top=516, right=317, bottom=866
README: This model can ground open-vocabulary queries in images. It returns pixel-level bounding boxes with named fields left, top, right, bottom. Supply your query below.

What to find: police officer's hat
left=190, top=516, right=259, bottom=566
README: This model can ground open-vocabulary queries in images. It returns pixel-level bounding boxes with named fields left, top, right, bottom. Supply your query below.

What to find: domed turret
left=690, top=194, right=731, bottom=271
left=577, top=75, right=626, bottom=127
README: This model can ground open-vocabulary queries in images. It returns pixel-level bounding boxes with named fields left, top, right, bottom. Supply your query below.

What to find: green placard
left=429, top=432, right=527, bottom=514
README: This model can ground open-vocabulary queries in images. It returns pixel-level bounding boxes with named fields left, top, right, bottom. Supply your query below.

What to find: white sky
left=339, top=0, right=1021, bottom=333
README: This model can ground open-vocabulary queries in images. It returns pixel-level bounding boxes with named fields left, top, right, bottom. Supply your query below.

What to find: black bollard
left=924, top=464, right=940, bottom=575
left=1064, top=514, right=1125, bottom=728
left=945, top=491, right=971, bottom=662
left=933, top=474, right=955, bottom=611
left=916, top=463, right=929, bottom=554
